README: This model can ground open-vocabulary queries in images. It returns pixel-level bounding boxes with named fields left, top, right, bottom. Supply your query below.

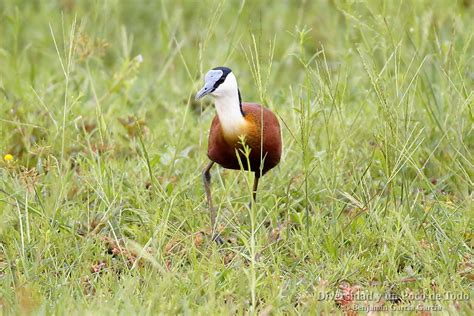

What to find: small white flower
left=135, top=54, right=144, bottom=63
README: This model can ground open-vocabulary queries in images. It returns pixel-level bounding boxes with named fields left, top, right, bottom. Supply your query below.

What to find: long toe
left=212, top=233, right=225, bottom=245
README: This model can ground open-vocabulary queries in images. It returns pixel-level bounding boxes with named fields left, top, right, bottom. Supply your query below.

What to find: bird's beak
left=195, top=81, right=214, bottom=100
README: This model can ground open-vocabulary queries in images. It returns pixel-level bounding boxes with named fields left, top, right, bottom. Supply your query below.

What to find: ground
left=0, top=0, right=473, bottom=314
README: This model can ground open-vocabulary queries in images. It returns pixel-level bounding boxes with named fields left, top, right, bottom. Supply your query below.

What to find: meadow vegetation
left=0, top=0, right=473, bottom=314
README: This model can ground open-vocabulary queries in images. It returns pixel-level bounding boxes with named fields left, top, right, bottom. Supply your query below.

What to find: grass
left=0, top=0, right=473, bottom=314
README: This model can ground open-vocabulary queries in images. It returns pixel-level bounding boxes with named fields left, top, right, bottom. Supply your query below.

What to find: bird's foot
left=212, top=233, right=224, bottom=245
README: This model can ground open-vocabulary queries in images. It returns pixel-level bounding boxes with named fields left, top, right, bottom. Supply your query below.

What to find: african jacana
left=196, top=66, right=282, bottom=242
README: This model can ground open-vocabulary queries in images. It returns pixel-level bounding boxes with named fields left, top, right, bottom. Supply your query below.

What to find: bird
left=195, top=66, right=282, bottom=242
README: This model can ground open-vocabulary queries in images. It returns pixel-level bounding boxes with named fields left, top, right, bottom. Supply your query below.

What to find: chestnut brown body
left=207, top=103, right=282, bottom=176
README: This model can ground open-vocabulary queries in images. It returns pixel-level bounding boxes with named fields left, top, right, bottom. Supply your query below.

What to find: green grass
left=0, top=0, right=473, bottom=314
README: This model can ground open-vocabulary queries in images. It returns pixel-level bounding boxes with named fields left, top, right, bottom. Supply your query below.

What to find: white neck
left=214, top=90, right=247, bottom=136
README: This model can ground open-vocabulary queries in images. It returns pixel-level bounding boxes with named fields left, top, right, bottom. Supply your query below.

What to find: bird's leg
left=202, top=161, right=215, bottom=223
left=249, top=174, right=260, bottom=208
left=202, top=161, right=223, bottom=244
left=252, top=174, right=260, bottom=202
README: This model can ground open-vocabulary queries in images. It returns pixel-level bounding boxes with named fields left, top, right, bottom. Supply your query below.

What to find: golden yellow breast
left=222, top=117, right=259, bottom=147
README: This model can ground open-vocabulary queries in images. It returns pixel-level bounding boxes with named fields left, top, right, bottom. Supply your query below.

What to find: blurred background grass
left=0, top=0, right=473, bottom=314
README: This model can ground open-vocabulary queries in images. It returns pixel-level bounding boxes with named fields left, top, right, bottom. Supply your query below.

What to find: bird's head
left=195, top=66, right=238, bottom=100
